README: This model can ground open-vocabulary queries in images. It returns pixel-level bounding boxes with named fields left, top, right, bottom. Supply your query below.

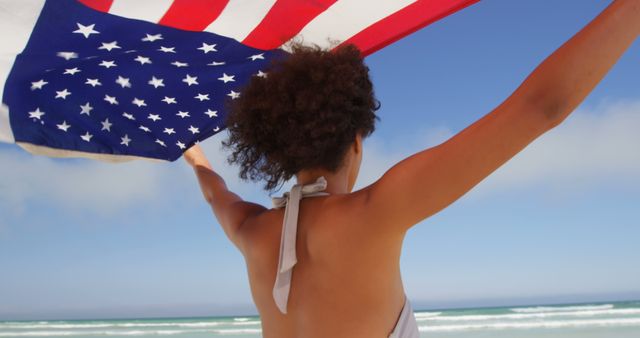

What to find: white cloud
left=1, top=98, right=636, bottom=225
left=0, top=131, right=275, bottom=225
left=472, top=98, right=640, bottom=197
left=0, top=148, right=172, bottom=219
left=354, top=124, right=454, bottom=191
left=353, top=98, right=640, bottom=200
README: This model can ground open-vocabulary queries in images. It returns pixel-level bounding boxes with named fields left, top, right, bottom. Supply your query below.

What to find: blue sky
left=1, top=0, right=639, bottom=320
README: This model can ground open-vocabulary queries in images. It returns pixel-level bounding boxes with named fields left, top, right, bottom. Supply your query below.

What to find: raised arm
left=364, top=0, right=640, bottom=234
left=184, top=144, right=266, bottom=253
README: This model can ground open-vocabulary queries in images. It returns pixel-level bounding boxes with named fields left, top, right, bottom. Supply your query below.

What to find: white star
left=142, top=33, right=163, bottom=42
left=194, top=93, right=209, bottom=101
left=188, top=125, right=200, bottom=134
left=80, top=102, right=93, bottom=115
left=171, top=61, right=188, bottom=67
left=99, top=60, right=116, bottom=68
left=155, top=139, right=166, bottom=147
left=57, top=51, right=78, bottom=60
left=218, top=73, right=235, bottom=83
left=120, top=134, right=131, bottom=146
left=248, top=53, right=264, bottom=61
left=163, top=128, right=175, bottom=135
left=227, top=90, right=240, bottom=99
left=104, top=94, right=118, bottom=105
left=28, top=107, right=45, bottom=120
left=204, top=109, right=218, bottom=118
left=55, top=89, right=71, bottom=99
left=116, top=76, right=132, bottom=88
left=176, top=141, right=186, bottom=149
left=197, top=42, right=217, bottom=53
left=176, top=111, right=190, bottom=118
left=139, top=125, right=151, bottom=132
left=161, top=96, right=177, bottom=104
left=101, top=118, right=113, bottom=132
left=182, top=74, right=198, bottom=86
left=63, top=67, right=81, bottom=75
left=158, top=46, right=176, bottom=53
left=30, top=79, right=48, bottom=90
left=56, top=120, right=71, bottom=132
left=207, top=61, right=225, bottom=66
left=132, top=98, right=146, bottom=107
left=85, top=78, right=102, bottom=87
left=73, top=23, right=100, bottom=38
left=98, top=41, right=121, bottom=51
left=122, top=112, right=135, bottom=120
left=213, top=126, right=220, bottom=132
left=148, top=76, right=165, bottom=88
left=256, top=70, right=268, bottom=78
left=80, top=132, right=93, bottom=142
left=147, top=113, right=161, bottom=122
left=134, top=55, right=152, bottom=65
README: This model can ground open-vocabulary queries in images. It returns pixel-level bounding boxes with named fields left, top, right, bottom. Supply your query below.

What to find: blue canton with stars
left=3, top=0, right=288, bottom=161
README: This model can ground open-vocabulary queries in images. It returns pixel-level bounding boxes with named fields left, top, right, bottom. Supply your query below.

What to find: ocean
left=1, top=300, right=639, bottom=337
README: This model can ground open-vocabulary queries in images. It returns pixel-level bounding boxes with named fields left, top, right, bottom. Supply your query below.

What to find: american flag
left=0, top=0, right=479, bottom=162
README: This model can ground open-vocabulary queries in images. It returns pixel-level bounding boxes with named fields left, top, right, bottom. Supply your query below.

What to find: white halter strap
left=270, top=176, right=329, bottom=314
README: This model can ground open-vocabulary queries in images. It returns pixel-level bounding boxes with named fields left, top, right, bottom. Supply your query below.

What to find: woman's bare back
left=239, top=190, right=407, bottom=338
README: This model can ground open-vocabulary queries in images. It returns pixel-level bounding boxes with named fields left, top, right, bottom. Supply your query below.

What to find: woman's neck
left=295, top=170, right=350, bottom=195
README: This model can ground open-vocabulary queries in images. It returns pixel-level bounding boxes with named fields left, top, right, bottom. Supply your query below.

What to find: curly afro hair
left=221, top=41, right=381, bottom=193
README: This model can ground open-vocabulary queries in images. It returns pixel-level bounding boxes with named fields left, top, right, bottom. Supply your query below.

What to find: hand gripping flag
left=0, top=0, right=479, bottom=162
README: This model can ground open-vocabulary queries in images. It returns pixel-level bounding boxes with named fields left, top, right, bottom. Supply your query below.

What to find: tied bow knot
left=271, top=176, right=329, bottom=209
left=270, top=176, right=329, bottom=314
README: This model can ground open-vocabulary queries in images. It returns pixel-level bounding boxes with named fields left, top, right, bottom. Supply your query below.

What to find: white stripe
left=0, top=0, right=45, bottom=143
left=205, top=0, right=277, bottom=42
left=0, top=104, right=14, bottom=143
left=109, top=0, right=174, bottom=23
left=17, top=142, right=167, bottom=163
left=281, top=0, right=417, bottom=52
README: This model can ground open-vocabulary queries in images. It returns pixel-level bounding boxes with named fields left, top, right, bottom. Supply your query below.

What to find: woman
left=184, top=1, right=639, bottom=337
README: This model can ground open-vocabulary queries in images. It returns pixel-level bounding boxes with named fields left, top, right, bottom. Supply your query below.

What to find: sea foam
left=420, top=317, right=640, bottom=332
left=510, top=304, right=614, bottom=313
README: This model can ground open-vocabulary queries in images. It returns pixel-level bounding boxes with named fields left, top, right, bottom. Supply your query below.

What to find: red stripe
left=77, top=0, right=113, bottom=12
left=158, top=0, right=229, bottom=31
left=241, top=0, right=337, bottom=50
left=340, top=0, right=481, bottom=57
